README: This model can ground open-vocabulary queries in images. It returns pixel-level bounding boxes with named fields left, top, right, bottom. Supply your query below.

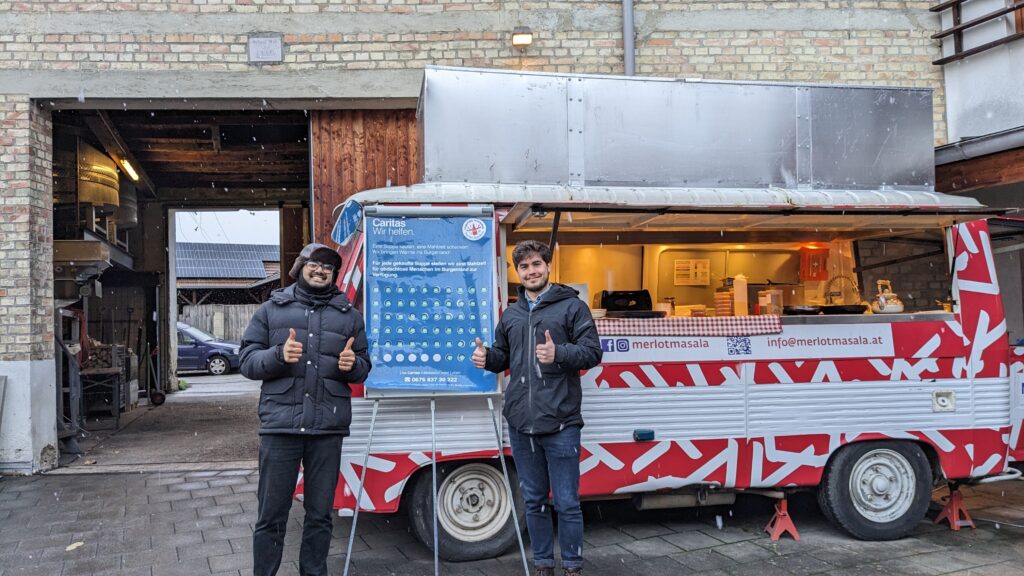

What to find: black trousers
left=253, top=433, right=344, bottom=576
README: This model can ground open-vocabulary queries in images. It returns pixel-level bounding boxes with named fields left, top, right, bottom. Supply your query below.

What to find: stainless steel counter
left=780, top=312, right=954, bottom=325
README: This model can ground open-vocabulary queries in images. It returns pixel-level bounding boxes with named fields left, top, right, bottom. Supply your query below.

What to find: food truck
left=298, top=67, right=1024, bottom=560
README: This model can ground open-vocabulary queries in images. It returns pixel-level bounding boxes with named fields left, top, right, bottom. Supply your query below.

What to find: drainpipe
left=623, top=0, right=635, bottom=75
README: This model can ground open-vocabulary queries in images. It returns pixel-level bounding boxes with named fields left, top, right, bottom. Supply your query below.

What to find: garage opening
left=51, top=109, right=310, bottom=471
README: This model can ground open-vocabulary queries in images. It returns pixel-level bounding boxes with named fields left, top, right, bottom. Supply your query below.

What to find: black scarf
left=294, top=276, right=338, bottom=306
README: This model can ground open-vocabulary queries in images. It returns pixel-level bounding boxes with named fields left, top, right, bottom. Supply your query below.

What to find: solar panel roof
left=175, top=243, right=279, bottom=279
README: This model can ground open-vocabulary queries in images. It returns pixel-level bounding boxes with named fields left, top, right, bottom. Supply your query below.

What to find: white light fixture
left=511, top=26, right=533, bottom=49
left=119, top=159, right=139, bottom=182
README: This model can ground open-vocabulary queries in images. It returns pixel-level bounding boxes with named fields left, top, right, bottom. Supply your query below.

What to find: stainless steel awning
left=347, top=183, right=1002, bottom=233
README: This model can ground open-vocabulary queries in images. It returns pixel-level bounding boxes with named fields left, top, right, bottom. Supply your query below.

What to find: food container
left=757, top=289, right=784, bottom=316
left=591, top=308, right=607, bottom=319
left=714, top=291, right=734, bottom=317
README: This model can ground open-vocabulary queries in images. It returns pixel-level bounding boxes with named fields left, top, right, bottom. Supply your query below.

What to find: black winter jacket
left=485, top=283, right=603, bottom=435
left=240, top=284, right=371, bottom=436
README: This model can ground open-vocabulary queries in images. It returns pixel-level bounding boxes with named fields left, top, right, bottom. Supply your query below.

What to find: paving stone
left=670, top=548, right=741, bottom=572
left=713, top=540, right=778, bottom=563
left=192, top=487, right=236, bottom=499
left=61, top=555, right=124, bottom=575
left=661, top=530, right=724, bottom=551
left=619, top=536, right=683, bottom=558
left=176, top=539, right=233, bottom=561
left=151, top=556, right=212, bottom=576
left=868, top=557, right=942, bottom=576
left=207, top=551, right=252, bottom=573
left=1, top=563, right=69, bottom=576
left=172, top=482, right=210, bottom=492
left=702, top=525, right=763, bottom=544
left=911, top=550, right=991, bottom=573
left=174, top=517, right=224, bottom=533
left=724, top=558, right=793, bottom=576
left=121, top=546, right=179, bottom=569
left=768, top=552, right=837, bottom=575
left=582, top=526, right=635, bottom=547
left=170, top=496, right=216, bottom=511
left=616, top=522, right=676, bottom=540
left=196, top=503, right=244, bottom=518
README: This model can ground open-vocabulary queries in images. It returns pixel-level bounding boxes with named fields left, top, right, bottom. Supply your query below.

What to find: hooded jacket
left=485, top=283, right=603, bottom=435
left=240, top=284, right=371, bottom=436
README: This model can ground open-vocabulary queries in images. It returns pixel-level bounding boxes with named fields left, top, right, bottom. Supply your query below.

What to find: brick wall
left=857, top=240, right=949, bottom=312
left=0, top=95, right=53, bottom=362
left=0, top=0, right=947, bottom=142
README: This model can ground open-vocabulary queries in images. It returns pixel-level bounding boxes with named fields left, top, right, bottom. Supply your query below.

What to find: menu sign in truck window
left=363, top=214, right=499, bottom=396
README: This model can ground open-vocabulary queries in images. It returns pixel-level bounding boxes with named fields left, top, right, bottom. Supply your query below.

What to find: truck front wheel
left=408, top=461, right=523, bottom=561
left=818, top=441, right=932, bottom=540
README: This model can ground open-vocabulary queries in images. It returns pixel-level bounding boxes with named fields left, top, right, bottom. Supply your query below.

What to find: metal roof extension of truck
left=346, top=182, right=1001, bottom=234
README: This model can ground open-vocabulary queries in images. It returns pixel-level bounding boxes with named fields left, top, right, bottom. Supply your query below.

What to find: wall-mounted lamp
left=119, top=159, right=140, bottom=182
left=511, top=26, right=533, bottom=49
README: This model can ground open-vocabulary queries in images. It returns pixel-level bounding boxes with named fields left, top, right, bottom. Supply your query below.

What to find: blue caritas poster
left=364, top=215, right=498, bottom=395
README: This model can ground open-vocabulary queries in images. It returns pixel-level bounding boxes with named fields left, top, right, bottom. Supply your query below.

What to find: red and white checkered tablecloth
left=594, top=315, right=782, bottom=337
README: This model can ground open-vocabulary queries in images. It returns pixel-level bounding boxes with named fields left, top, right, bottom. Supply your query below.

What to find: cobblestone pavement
left=2, top=470, right=1023, bottom=576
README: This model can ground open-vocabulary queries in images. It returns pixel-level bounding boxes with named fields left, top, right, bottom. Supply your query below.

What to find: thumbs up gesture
left=472, top=337, right=487, bottom=369
left=338, top=337, right=357, bottom=373
left=283, top=328, right=303, bottom=363
left=536, top=330, right=556, bottom=364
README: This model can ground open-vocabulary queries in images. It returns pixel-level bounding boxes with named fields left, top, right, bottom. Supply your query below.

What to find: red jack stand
left=934, top=483, right=975, bottom=531
left=764, top=498, right=800, bottom=541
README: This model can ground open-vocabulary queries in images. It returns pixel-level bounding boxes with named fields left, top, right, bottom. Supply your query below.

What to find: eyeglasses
left=304, top=260, right=337, bottom=273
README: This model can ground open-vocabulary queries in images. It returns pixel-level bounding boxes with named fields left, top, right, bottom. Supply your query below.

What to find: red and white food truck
left=298, top=67, right=1024, bottom=560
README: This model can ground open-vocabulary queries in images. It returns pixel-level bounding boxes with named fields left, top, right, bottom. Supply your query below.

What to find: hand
left=472, top=337, right=488, bottom=369
left=338, top=337, right=356, bottom=373
left=536, top=330, right=556, bottom=364
left=283, top=328, right=303, bottom=363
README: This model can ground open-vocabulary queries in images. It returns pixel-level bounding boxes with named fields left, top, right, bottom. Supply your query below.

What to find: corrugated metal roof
left=175, top=242, right=279, bottom=279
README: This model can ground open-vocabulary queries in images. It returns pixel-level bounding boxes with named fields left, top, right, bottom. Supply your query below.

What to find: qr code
left=727, top=336, right=752, bottom=355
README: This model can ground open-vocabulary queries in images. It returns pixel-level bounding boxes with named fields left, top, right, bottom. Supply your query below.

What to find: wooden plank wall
left=310, top=110, right=419, bottom=244
left=179, top=304, right=261, bottom=342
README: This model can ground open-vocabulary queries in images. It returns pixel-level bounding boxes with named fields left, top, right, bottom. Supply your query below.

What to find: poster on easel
left=363, top=209, right=499, bottom=397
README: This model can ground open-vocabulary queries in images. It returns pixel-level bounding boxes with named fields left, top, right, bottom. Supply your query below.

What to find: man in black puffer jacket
left=473, top=240, right=602, bottom=576
left=241, top=242, right=371, bottom=576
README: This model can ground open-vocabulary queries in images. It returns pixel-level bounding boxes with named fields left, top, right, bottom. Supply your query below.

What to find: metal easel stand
left=343, top=395, right=528, bottom=576
left=487, top=396, right=530, bottom=576
left=342, top=399, right=380, bottom=576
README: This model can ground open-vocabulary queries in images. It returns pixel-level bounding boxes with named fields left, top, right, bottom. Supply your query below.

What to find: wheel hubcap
left=210, top=359, right=226, bottom=374
left=849, top=449, right=916, bottom=523
left=437, top=464, right=510, bottom=542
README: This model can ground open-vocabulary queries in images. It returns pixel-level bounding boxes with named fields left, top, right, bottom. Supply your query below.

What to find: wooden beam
left=110, top=112, right=308, bottom=126
left=147, top=163, right=308, bottom=174
left=936, top=146, right=1024, bottom=193
left=134, top=149, right=307, bottom=162
left=82, top=111, right=159, bottom=199
left=129, top=141, right=308, bottom=154
left=156, top=187, right=307, bottom=207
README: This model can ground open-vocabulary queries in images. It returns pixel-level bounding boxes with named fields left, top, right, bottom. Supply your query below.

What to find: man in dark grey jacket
left=241, top=242, right=371, bottom=576
left=473, top=240, right=603, bottom=576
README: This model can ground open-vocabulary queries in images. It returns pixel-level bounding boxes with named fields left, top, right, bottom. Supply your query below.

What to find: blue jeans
left=508, top=425, right=584, bottom=570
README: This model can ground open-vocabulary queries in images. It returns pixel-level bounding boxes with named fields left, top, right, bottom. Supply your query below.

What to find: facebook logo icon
left=601, top=339, right=630, bottom=352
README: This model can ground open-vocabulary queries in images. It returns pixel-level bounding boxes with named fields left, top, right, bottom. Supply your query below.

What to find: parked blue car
left=176, top=322, right=241, bottom=375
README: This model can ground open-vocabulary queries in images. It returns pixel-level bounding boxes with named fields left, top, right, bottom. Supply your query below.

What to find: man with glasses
left=241, top=242, right=371, bottom=576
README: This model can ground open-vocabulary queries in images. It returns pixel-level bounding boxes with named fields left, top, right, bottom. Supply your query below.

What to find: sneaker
left=563, top=569, right=583, bottom=576
left=534, top=568, right=554, bottom=576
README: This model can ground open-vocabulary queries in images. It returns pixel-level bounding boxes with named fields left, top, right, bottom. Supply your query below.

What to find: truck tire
left=408, top=461, right=523, bottom=561
left=818, top=441, right=932, bottom=540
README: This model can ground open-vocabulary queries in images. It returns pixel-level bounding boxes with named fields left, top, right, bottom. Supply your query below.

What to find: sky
left=174, top=210, right=280, bottom=245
